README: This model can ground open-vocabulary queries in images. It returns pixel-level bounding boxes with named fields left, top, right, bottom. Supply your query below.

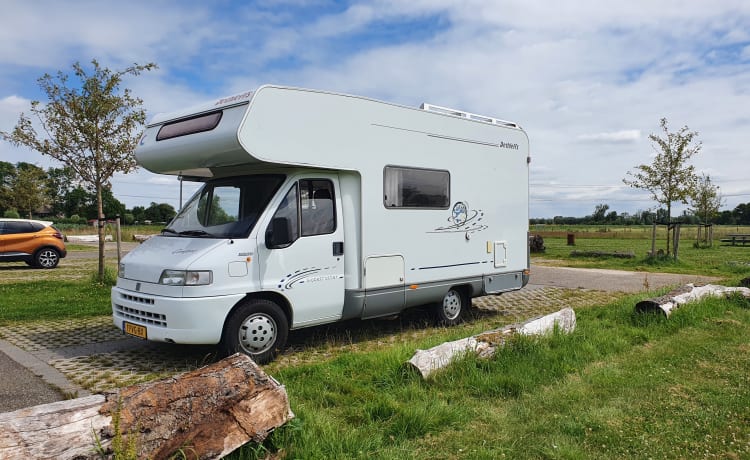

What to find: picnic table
left=721, top=234, right=750, bottom=246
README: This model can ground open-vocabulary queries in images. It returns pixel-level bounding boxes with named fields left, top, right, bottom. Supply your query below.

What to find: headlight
left=119, top=263, right=126, bottom=278
left=159, top=270, right=213, bottom=286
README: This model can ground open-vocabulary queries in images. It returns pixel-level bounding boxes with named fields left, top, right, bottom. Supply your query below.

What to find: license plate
left=124, top=322, right=147, bottom=339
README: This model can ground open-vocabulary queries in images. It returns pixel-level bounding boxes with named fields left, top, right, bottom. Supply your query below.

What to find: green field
left=531, top=225, right=750, bottom=280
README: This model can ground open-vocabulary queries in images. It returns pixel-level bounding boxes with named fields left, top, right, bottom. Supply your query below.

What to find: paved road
left=0, top=262, right=720, bottom=414
left=0, top=347, right=64, bottom=412
left=528, top=265, right=718, bottom=293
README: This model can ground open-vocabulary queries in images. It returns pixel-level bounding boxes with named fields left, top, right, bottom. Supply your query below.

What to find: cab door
left=257, top=175, right=345, bottom=327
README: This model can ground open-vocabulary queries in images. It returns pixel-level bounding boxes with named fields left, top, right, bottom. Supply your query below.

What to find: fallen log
left=635, top=283, right=750, bottom=316
left=570, top=250, right=635, bottom=259
left=407, top=308, right=576, bottom=379
left=0, top=353, right=293, bottom=460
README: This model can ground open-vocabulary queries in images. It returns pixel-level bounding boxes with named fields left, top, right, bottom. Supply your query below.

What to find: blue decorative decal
left=430, top=201, right=487, bottom=234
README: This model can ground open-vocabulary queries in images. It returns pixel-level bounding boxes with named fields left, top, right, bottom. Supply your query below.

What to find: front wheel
left=222, top=298, right=289, bottom=364
left=432, top=287, right=469, bottom=326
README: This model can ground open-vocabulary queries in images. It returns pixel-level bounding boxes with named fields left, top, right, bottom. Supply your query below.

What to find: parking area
left=0, top=285, right=616, bottom=397
left=0, top=248, right=719, bottom=411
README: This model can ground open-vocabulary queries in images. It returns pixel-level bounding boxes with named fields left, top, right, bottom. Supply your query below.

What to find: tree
left=131, top=205, right=146, bottom=223
left=624, top=118, right=701, bottom=256
left=591, top=203, right=609, bottom=223
left=46, top=166, right=78, bottom=216
left=689, top=174, right=722, bottom=224
left=0, top=161, right=17, bottom=214
left=144, top=202, right=177, bottom=223
left=1, top=59, right=157, bottom=280
left=734, top=203, right=750, bottom=225
left=12, top=163, right=48, bottom=218
left=62, top=186, right=125, bottom=220
left=64, top=186, right=92, bottom=218
left=98, top=187, right=126, bottom=220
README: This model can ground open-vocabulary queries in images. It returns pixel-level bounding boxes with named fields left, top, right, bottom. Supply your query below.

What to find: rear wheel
left=34, top=248, right=60, bottom=269
left=432, top=287, right=468, bottom=326
left=222, top=298, right=288, bottom=364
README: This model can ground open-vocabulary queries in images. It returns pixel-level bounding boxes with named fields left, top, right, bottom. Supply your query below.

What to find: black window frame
left=383, top=165, right=451, bottom=209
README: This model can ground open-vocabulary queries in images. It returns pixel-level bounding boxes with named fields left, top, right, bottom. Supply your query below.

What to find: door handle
left=333, top=241, right=344, bottom=256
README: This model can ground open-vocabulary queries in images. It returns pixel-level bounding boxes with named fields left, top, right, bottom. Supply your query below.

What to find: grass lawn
left=533, top=234, right=750, bottom=280
left=229, top=294, right=750, bottom=459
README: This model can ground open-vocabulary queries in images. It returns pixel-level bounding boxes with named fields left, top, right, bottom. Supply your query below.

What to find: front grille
left=120, top=293, right=155, bottom=305
left=114, top=303, right=167, bottom=327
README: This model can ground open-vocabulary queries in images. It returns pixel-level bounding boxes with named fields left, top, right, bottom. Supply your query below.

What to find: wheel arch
left=223, top=291, right=293, bottom=333
left=449, top=283, right=473, bottom=306
left=34, top=245, right=61, bottom=257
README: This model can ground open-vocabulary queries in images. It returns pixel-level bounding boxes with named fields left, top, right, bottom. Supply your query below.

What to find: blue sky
left=2, top=0, right=750, bottom=218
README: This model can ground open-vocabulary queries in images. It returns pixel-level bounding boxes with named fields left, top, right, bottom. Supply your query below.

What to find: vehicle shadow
left=281, top=306, right=502, bottom=358
left=0, top=264, right=36, bottom=271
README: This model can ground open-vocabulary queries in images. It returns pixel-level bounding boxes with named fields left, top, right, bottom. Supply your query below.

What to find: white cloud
left=2, top=0, right=750, bottom=215
left=578, top=130, right=641, bottom=143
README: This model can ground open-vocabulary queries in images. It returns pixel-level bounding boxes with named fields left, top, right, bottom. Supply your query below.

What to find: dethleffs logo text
left=215, top=91, right=254, bottom=106
left=499, top=141, right=519, bottom=150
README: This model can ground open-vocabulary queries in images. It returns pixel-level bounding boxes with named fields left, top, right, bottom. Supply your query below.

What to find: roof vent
left=420, top=103, right=519, bottom=128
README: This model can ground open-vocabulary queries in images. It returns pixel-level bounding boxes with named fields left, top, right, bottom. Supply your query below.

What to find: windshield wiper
left=161, top=228, right=178, bottom=235
left=177, top=229, right=215, bottom=238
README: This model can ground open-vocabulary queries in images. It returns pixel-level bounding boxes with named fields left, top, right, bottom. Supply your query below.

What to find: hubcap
left=238, top=313, right=277, bottom=354
left=38, top=250, right=58, bottom=268
left=442, top=290, right=462, bottom=320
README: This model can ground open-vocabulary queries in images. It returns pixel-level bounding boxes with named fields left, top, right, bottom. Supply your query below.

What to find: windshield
left=164, top=174, right=284, bottom=239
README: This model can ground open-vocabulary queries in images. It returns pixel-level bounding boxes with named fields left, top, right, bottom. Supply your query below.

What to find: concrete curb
left=0, top=339, right=88, bottom=399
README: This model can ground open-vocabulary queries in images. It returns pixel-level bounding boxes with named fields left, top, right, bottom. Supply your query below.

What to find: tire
left=222, top=298, right=288, bottom=364
left=34, top=248, right=60, bottom=269
left=432, top=287, right=468, bottom=326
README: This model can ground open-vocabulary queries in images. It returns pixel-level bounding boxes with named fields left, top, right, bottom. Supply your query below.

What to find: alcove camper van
left=112, top=85, right=530, bottom=363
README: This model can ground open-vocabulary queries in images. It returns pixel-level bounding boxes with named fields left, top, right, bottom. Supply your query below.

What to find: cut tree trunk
left=570, top=250, right=634, bottom=259
left=0, top=353, right=294, bottom=460
left=635, top=283, right=750, bottom=316
left=407, top=308, right=576, bottom=379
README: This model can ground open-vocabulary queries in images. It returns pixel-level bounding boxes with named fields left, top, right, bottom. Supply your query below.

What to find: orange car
left=0, top=219, right=67, bottom=268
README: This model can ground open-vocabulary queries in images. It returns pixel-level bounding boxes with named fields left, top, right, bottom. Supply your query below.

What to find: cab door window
left=300, top=180, right=335, bottom=236
left=268, top=179, right=335, bottom=247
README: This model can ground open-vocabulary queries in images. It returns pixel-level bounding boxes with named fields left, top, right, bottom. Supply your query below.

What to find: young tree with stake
left=624, top=118, right=701, bottom=257
left=1, top=59, right=156, bottom=281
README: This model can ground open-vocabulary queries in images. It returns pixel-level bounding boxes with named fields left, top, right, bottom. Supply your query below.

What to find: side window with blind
left=383, top=166, right=450, bottom=209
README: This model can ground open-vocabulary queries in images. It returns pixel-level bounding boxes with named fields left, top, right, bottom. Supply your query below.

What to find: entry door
left=257, top=176, right=345, bottom=327
left=363, top=255, right=405, bottom=319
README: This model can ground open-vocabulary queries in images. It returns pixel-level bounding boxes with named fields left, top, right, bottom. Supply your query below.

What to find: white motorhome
left=112, top=85, right=530, bottom=363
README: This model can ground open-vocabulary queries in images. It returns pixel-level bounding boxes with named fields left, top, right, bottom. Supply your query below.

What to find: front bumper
left=111, top=286, right=245, bottom=344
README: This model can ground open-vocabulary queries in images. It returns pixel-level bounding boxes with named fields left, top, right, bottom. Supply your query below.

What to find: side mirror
left=266, top=217, right=293, bottom=249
